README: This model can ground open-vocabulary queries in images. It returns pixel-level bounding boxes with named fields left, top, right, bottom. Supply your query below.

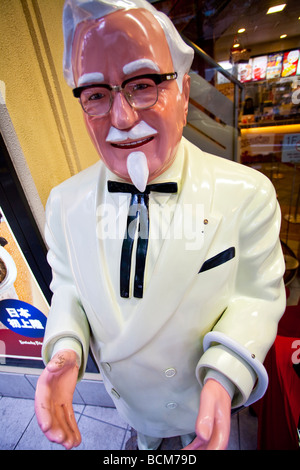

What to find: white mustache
left=106, top=121, right=157, bottom=143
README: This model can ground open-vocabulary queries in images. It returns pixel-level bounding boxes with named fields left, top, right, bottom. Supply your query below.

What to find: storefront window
left=0, top=0, right=299, bottom=370
left=155, top=0, right=300, bottom=285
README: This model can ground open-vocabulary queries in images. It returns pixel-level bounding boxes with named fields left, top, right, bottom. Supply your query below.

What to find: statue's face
left=72, top=9, right=190, bottom=183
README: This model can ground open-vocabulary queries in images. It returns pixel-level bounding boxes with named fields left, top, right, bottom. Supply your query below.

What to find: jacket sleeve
left=42, top=186, right=90, bottom=380
left=196, top=173, right=286, bottom=408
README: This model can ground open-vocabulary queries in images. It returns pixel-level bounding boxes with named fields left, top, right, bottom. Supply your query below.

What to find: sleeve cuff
left=204, top=369, right=236, bottom=401
left=196, top=344, right=257, bottom=408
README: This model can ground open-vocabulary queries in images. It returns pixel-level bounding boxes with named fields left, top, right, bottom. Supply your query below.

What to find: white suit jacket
left=42, top=137, right=286, bottom=437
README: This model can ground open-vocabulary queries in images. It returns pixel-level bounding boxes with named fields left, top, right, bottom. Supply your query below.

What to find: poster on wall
left=0, top=207, right=49, bottom=366
left=240, top=132, right=275, bottom=158
left=282, top=50, right=300, bottom=77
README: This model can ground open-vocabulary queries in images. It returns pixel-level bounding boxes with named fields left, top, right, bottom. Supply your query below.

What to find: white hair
left=62, top=0, right=194, bottom=91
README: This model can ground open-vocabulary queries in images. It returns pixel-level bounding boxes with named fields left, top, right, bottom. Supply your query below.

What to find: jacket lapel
left=65, top=162, right=124, bottom=343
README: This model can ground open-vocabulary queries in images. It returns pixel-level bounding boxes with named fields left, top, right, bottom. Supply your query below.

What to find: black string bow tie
left=107, top=180, right=178, bottom=298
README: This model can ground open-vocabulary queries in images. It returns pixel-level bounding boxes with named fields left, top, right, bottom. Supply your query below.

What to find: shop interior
left=152, top=1, right=300, bottom=286
left=0, top=0, right=299, bottom=450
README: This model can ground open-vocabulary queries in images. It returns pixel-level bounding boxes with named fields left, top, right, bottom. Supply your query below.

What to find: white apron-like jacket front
left=42, top=137, right=286, bottom=438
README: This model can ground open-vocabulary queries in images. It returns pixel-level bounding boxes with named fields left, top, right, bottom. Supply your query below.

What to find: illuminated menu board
left=282, top=50, right=300, bottom=77
left=266, top=53, right=283, bottom=79
left=238, top=60, right=252, bottom=83
left=238, top=50, right=300, bottom=82
left=252, top=56, right=268, bottom=81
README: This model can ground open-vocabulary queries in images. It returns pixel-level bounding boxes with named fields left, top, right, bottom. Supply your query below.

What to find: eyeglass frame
left=72, top=72, right=178, bottom=116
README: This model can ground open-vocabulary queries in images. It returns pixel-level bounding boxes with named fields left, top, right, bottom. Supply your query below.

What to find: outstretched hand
left=183, top=379, right=231, bottom=450
left=35, top=349, right=81, bottom=449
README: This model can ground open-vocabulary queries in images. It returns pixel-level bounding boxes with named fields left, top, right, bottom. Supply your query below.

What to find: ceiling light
left=280, top=34, right=287, bottom=38
left=267, top=4, right=286, bottom=14
left=238, top=28, right=246, bottom=33
left=233, top=43, right=240, bottom=48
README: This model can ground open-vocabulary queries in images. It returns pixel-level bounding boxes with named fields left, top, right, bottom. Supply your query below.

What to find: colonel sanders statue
left=35, top=0, right=286, bottom=450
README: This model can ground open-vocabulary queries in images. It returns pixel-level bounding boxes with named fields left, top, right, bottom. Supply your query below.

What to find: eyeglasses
left=73, top=72, right=178, bottom=117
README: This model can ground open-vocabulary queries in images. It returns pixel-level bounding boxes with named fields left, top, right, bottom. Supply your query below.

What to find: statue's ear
left=182, top=73, right=190, bottom=126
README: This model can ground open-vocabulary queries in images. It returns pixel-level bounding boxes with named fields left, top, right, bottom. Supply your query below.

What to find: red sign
left=282, top=50, right=299, bottom=77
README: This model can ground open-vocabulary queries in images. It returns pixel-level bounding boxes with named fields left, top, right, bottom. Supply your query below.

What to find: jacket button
left=164, top=368, right=177, bottom=378
left=166, top=402, right=178, bottom=409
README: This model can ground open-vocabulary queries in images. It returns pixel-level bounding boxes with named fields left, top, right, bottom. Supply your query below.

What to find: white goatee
left=127, top=152, right=149, bottom=192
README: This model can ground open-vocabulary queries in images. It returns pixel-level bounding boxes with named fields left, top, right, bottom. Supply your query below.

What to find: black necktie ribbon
left=108, top=181, right=178, bottom=298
